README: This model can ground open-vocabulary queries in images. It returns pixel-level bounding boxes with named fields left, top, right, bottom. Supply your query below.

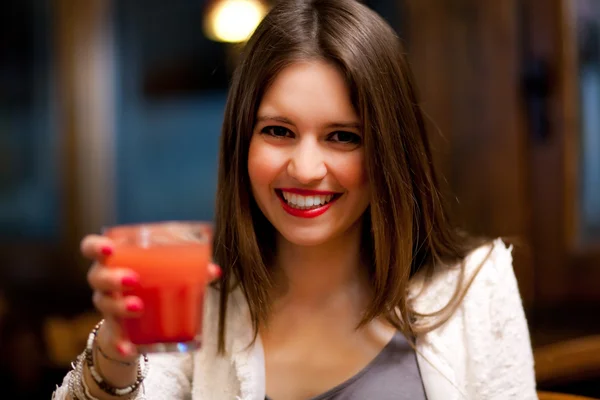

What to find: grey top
left=265, top=331, right=427, bottom=400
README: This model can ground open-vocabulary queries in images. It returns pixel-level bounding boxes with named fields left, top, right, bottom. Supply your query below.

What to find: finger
left=208, top=263, right=222, bottom=282
left=88, top=264, right=140, bottom=293
left=98, top=318, right=139, bottom=359
left=115, top=340, right=139, bottom=358
left=81, top=235, right=115, bottom=260
left=92, top=292, right=144, bottom=318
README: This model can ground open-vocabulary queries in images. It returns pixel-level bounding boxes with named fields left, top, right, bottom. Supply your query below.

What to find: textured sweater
left=53, top=239, right=537, bottom=399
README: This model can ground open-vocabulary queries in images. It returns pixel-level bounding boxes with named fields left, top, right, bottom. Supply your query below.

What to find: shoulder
left=412, top=239, right=536, bottom=398
left=202, top=284, right=251, bottom=350
left=192, top=285, right=263, bottom=399
left=464, top=237, right=516, bottom=289
left=410, top=238, right=516, bottom=315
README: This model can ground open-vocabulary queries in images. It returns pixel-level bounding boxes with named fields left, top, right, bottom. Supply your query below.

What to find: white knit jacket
left=53, top=239, right=537, bottom=399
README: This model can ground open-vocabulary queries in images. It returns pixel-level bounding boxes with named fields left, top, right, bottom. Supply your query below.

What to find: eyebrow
left=256, top=115, right=361, bottom=130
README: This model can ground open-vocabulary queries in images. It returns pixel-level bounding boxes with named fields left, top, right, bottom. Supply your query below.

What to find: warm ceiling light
left=204, top=0, right=268, bottom=43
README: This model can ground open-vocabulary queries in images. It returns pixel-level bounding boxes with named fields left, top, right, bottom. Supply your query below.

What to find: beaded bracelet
left=69, top=354, right=100, bottom=400
left=67, top=365, right=83, bottom=400
left=81, top=354, right=105, bottom=400
left=69, top=351, right=142, bottom=400
left=85, top=320, right=149, bottom=397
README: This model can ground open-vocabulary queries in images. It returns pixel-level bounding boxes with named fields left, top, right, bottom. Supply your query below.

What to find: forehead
left=257, top=61, right=359, bottom=127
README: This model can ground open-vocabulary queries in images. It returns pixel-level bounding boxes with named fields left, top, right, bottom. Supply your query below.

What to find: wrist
left=95, top=320, right=138, bottom=366
left=67, top=319, right=149, bottom=400
left=90, top=320, right=146, bottom=391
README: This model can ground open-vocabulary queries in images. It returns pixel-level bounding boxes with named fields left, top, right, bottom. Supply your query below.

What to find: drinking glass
left=103, top=221, right=212, bottom=353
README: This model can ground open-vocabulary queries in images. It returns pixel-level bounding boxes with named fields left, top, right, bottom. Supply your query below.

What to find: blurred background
left=0, top=0, right=598, bottom=398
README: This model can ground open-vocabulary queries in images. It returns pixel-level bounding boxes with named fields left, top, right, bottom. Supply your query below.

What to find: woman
left=54, top=0, right=537, bottom=399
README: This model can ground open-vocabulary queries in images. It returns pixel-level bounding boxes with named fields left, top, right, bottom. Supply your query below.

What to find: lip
left=278, top=188, right=340, bottom=196
left=275, top=189, right=341, bottom=219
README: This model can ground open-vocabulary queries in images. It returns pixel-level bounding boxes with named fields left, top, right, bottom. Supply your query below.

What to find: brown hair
left=213, top=0, right=486, bottom=353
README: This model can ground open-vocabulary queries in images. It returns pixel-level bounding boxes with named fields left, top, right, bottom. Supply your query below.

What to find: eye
left=260, top=125, right=294, bottom=138
left=328, top=131, right=361, bottom=145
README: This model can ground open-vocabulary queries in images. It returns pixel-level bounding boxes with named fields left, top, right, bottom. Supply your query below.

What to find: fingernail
left=215, top=266, right=222, bottom=279
left=101, top=246, right=113, bottom=256
left=117, top=342, right=133, bottom=356
left=121, top=275, right=139, bottom=287
left=125, top=298, right=144, bottom=312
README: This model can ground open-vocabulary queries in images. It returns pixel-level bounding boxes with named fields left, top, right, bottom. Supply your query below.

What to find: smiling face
left=248, top=60, right=370, bottom=247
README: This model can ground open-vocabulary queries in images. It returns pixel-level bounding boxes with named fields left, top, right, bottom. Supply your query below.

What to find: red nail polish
left=215, top=266, right=222, bottom=279
left=117, top=343, right=130, bottom=356
left=121, top=275, right=139, bottom=287
left=101, top=246, right=113, bottom=256
left=125, top=299, right=144, bottom=312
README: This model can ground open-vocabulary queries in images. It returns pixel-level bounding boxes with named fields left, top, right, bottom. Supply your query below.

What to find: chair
left=534, top=335, right=600, bottom=400
left=534, top=335, right=600, bottom=386
left=538, top=391, right=598, bottom=400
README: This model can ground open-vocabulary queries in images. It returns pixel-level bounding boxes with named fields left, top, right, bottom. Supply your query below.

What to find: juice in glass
left=103, top=222, right=211, bottom=353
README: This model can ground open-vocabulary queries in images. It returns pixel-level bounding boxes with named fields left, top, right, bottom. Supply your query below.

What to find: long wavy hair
left=213, top=0, right=485, bottom=353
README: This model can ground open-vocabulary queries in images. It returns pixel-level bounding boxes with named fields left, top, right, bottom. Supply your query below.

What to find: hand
left=81, top=234, right=221, bottom=358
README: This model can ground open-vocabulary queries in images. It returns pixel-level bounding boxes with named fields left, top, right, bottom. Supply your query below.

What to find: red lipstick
left=278, top=188, right=339, bottom=196
left=276, top=189, right=341, bottom=218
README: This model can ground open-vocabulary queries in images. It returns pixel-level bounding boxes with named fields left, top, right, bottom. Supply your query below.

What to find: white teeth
left=280, top=191, right=336, bottom=210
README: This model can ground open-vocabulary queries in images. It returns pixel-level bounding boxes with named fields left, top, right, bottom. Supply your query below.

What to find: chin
left=277, top=227, right=335, bottom=247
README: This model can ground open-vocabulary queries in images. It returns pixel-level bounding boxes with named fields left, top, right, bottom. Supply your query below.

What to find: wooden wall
left=403, top=0, right=600, bottom=316
left=403, top=0, right=534, bottom=306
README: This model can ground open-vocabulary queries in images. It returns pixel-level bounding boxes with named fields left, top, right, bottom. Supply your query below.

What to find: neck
left=271, top=219, right=370, bottom=309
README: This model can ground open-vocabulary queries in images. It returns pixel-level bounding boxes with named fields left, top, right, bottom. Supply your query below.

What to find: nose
left=287, top=137, right=327, bottom=184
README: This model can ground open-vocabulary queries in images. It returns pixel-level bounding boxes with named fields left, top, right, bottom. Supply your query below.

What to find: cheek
left=248, top=138, right=279, bottom=193
left=334, top=153, right=368, bottom=191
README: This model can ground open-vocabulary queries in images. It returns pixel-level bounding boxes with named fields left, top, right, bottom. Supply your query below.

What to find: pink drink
left=103, top=222, right=211, bottom=352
